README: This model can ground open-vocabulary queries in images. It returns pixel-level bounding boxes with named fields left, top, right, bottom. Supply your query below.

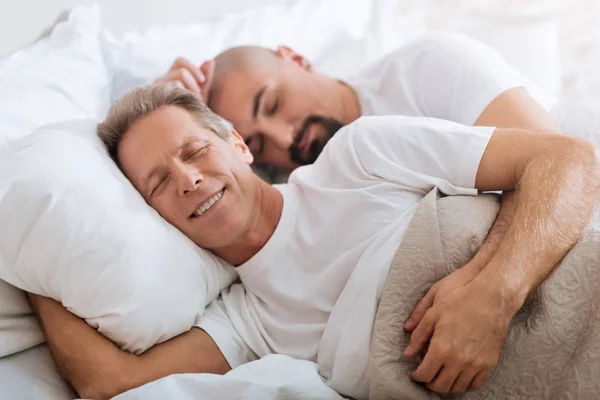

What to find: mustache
left=289, top=115, right=344, bottom=166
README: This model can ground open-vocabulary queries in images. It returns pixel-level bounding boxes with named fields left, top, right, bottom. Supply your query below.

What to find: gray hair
left=97, top=84, right=232, bottom=167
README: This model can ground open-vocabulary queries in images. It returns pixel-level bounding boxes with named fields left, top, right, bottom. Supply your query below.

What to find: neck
left=212, top=177, right=283, bottom=266
left=335, top=80, right=361, bottom=125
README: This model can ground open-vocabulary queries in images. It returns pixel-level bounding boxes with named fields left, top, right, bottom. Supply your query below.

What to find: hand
left=404, top=265, right=479, bottom=332
left=154, top=57, right=215, bottom=103
left=404, top=275, right=513, bottom=394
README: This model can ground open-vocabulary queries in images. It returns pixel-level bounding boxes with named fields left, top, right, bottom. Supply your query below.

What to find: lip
left=189, top=188, right=225, bottom=219
left=298, top=123, right=318, bottom=155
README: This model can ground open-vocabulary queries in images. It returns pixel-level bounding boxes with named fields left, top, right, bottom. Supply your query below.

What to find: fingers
left=156, top=68, right=201, bottom=96
left=199, top=60, right=216, bottom=102
left=172, top=57, right=207, bottom=85
left=410, top=341, right=444, bottom=384
left=405, top=312, right=435, bottom=358
left=404, top=285, right=436, bottom=332
left=426, top=364, right=461, bottom=394
left=449, top=367, right=479, bottom=394
left=155, top=57, right=213, bottom=100
left=412, top=340, right=482, bottom=394
left=470, top=368, right=493, bottom=390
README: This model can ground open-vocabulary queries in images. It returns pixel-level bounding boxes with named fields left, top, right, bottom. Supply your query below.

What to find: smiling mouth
left=190, top=189, right=224, bottom=219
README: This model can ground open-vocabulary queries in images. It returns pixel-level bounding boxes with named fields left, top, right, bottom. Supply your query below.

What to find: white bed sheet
left=0, top=344, right=75, bottom=400
left=115, top=355, right=344, bottom=400
left=0, top=348, right=343, bottom=400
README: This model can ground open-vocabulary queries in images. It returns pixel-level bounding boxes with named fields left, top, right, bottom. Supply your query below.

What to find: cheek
left=151, top=196, right=181, bottom=224
left=280, top=82, right=315, bottom=119
left=206, top=149, right=244, bottom=174
left=260, top=143, right=296, bottom=169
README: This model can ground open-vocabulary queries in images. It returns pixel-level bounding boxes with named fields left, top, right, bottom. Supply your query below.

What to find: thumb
left=404, top=286, right=436, bottom=332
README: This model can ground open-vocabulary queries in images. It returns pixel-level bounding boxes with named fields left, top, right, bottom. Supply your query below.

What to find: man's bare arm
left=404, top=88, right=559, bottom=334
left=473, top=129, right=600, bottom=308
left=406, top=128, right=600, bottom=393
left=29, top=294, right=230, bottom=400
left=469, top=88, right=561, bottom=271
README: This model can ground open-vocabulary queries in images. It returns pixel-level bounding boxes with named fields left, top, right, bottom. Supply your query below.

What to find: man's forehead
left=211, top=72, right=274, bottom=136
left=122, top=114, right=205, bottom=178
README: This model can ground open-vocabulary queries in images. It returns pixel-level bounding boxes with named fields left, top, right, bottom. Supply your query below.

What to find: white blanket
left=115, top=355, right=343, bottom=400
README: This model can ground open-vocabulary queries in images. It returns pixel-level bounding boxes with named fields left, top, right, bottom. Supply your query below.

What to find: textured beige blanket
left=370, top=189, right=600, bottom=399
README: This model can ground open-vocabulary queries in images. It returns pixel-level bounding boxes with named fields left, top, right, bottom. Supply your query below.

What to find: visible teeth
left=193, top=190, right=224, bottom=217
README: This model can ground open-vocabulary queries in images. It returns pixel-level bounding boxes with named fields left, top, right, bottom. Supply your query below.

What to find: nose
left=268, top=122, right=295, bottom=150
left=174, top=164, right=204, bottom=196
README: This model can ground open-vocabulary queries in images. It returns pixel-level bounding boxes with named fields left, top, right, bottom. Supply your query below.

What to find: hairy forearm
left=471, top=89, right=561, bottom=274
left=463, top=191, right=516, bottom=275
left=29, top=295, right=230, bottom=399
left=478, top=140, right=600, bottom=312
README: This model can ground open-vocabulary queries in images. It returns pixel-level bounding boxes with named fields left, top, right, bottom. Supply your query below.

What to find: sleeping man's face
left=208, top=48, right=344, bottom=170
left=117, top=105, right=258, bottom=250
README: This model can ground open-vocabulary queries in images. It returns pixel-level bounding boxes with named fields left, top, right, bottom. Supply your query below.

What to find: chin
left=189, top=230, right=233, bottom=251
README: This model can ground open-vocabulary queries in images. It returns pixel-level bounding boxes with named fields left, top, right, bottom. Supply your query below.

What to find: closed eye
left=150, top=175, right=169, bottom=198
left=267, top=97, right=279, bottom=116
left=186, top=146, right=209, bottom=161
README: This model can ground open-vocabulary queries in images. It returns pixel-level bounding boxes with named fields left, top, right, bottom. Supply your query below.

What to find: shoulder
left=385, top=32, right=502, bottom=69
left=326, top=115, right=454, bottom=153
left=407, top=31, right=499, bottom=56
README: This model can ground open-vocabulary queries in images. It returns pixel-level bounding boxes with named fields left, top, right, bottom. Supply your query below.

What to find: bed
left=1, top=1, right=598, bottom=399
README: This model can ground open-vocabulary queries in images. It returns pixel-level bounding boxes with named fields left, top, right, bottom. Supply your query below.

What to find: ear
left=276, top=45, right=312, bottom=71
left=230, top=129, right=254, bottom=165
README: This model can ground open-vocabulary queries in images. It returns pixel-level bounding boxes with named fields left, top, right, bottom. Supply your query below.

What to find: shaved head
left=214, top=46, right=277, bottom=72
left=209, top=46, right=277, bottom=109
left=204, top=45, right=353, bottom=170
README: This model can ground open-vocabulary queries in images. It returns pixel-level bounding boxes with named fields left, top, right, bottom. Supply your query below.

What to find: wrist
left=461, top=243, right=497, bottom=276
left=472, top=267, right=527, bottom=317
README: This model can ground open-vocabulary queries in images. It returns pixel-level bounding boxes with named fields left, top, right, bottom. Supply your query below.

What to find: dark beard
left=289, top=115, right=344, bottom=165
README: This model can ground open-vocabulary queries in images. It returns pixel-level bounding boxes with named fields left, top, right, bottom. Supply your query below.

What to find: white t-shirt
left=264, top=32, right=551, bottom=183
left=348, top=32, right=554, bottom=124
left=201, top=115, right=495, bottom=399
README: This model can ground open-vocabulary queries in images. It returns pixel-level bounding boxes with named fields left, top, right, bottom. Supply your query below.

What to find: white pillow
left=0, top=4, right=111, bottom=151
left=0, top=120, right=237, bottom=354
left=0, top=4, right=111, bottom=358
left=102, top=0, right=373, bottom=100
left=0, top=280, right=44, bottom=357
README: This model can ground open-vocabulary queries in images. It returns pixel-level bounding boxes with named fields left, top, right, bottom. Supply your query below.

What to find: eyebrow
left=253, top=85, right=267, bottom=120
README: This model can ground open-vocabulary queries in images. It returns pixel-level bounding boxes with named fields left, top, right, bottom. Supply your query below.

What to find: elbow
left=562, top=138, right=600, bottom=195
left=74, top=372, right=134, bottom=400
left=577, top=139, right=600, bottom=190
left=591, top=145, right=600, bottom=192
left=77, top=387, right=109, bottom=400
left=77, top=384, right=128, bottom=400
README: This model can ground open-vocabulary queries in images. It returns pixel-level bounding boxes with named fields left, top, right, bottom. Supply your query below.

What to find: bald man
left=155, top=33, right=558, bottom=171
